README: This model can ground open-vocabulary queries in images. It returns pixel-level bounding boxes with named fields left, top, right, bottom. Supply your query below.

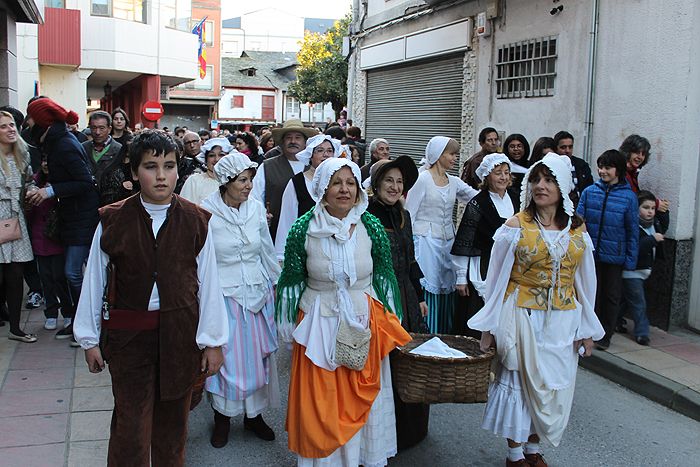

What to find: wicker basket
left=390, top=333, right=495, bottom=404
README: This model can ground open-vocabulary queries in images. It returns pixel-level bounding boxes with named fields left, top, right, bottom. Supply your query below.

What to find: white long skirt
left=297, top=356, right=398, bottom=467
left=482, top=298, right=580, bottom=446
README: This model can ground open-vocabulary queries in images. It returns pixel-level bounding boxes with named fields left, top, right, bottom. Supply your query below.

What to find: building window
left=231, top=96, right=244, bottom=108
left=496, top=36, right=557, bottom=99
left=178, top=66, right=213, bottom=90
left=286, top=97, right=299, bottom=115
left=313, top=103, right=323, bottom=111
left=91, top=0, right=110, bottom=16
left=91, top=0, right=147, bottom=23
left=47, top=0, right=65, bottom=7
left=162, top=0, right=192, bottom=31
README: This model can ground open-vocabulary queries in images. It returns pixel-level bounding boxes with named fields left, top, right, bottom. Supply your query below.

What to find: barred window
left=496, top=36, right=557, bottom=99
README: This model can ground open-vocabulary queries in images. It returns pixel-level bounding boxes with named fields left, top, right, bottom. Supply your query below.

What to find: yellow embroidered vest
left=505, top=212, right=586, bottom=311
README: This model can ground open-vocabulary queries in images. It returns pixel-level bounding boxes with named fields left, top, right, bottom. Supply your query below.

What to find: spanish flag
left=192, top=17, right=207, bottom=79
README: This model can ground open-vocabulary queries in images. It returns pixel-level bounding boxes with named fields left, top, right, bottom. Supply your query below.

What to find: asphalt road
left=185, top=346, right=699, bottom=466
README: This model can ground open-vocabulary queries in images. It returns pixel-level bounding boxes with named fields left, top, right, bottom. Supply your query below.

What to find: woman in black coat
left=26, top=98, right=99, bottom=340
left=366, top=155, right=430, bottom=451
left=451, top=154, right=519, bottom=337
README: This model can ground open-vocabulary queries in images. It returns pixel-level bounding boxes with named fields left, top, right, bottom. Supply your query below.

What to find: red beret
left=27, top=97, right=79, bottom=128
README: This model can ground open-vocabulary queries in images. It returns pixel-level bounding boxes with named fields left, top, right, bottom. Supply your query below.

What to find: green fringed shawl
left=275, top=207, right=403, bottom=324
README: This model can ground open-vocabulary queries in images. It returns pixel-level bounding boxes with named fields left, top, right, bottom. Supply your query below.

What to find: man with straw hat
left=250, top=119, right=317, bottom=240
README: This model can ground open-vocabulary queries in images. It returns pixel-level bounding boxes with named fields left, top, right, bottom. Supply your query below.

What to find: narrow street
left=184, top=346, right=699, bottom=466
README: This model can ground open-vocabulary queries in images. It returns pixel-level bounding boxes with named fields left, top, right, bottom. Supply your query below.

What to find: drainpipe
left=346, top=0, right=361, bottom=121
left=582, top=0, right=600, bottom=163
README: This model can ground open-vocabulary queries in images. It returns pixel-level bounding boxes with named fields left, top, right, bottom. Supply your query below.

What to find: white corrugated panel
left=365, top=54, right=465, bottom=174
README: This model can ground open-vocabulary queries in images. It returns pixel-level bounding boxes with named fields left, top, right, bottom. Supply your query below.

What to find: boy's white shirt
left=72, top=198, right=229, bottom=350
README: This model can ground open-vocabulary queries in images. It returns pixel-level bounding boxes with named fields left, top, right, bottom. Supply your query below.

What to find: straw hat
left=271, top=119, right=318, bottom=145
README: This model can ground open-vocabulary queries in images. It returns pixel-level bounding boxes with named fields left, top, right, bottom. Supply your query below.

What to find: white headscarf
left=420, top=136, right=452, bottom=169
left=203, top=152, right=260, bottom=245
left=197, top=137, right=234, bottom=164
left=520, top=152, right=575, bottom=216
left=308, top=158, right=368, bottom=242
left=476, top=153, right=511, bottom=182
left=293, top=134, right=342, bottom=167
left=213, top=152, right=258, bottom=186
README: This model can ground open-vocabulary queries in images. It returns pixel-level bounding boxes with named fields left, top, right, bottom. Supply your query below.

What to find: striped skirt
left=206, top=288, right=279, bottom=411
left=425, top=291, right=454, bottom=334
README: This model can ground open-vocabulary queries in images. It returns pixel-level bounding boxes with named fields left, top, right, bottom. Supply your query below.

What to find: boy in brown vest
left=73, top=129, right=228, bottom=466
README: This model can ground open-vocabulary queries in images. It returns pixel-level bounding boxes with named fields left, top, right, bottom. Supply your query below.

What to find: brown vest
left=99, top=194, right=212, bottom=400
left=264, top=154, right=295, bottom=240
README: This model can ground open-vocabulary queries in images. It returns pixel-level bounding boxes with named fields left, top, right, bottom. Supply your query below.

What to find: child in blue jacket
left=621, top=190, right=668, bottom=345
left=576, top=149, right=639, bottom=350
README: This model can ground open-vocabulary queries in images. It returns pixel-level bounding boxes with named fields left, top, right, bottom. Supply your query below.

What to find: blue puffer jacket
left=576, top=179, right=639, bottom=269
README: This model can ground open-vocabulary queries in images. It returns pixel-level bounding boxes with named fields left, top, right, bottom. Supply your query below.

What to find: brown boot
left=210, top=410, right=230, bottom=448
left=525, top=453, right=548, bottom=467
left=506, top=459, right=529, bottom=467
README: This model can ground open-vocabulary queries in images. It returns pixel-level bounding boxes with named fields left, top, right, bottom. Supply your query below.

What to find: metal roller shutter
left=365, top=53, right=465, bottom=174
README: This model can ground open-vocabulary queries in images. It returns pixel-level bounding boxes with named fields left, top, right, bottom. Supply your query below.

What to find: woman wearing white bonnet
left=276, top=157, right=410, bottom=467
left=451, top=153, right=519, bottom=336
left=274, top=134, right=341, bottom=260
left=405, top=136, right=478, bottom=334
left=180, top=137, right=234, bottom=205
left=202, top=152, right=282, bottom=448
left=467, top=153, right=603, bottom=466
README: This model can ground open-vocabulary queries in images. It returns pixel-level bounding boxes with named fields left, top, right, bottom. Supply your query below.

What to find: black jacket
left=570, top=155, right=594, bottom=207
left=43, top=123, right=100, bottom=246
left=635, top=212, right=670, bottom=271
left=452, top=189, right=520, bottom=277
left=83, top=138, right=124, bottom=206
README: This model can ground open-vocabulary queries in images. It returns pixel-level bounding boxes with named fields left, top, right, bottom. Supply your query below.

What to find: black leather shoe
left=244, top=414, right=275, bottom=441
left=210, top=410, right=230, bottom=448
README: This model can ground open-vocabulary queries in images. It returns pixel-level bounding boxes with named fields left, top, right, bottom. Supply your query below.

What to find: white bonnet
left=197, top=137, right=234, bottom=164
left=520, top=152, right=575, bottom=216
left=212, top=152, right=258, bottom=186
left=420, top=136, right=452, bottom=168
left=311, top=158, right=367, bottom=206
left=294, top=134, right=342, bottom=167
left=476, top=153, right=511, bottom=182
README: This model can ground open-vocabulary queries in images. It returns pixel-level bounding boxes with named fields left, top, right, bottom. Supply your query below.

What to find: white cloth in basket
left=409, top=337, right=468, bottom=358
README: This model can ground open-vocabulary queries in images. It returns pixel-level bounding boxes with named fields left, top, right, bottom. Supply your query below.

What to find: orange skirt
left=286, top=297, right=411, bottom=459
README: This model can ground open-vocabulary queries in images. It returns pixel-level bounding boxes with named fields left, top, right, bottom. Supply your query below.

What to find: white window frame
left=495, top=35, right=557, bottom=99
left=91, top=0, right=146, bottom=23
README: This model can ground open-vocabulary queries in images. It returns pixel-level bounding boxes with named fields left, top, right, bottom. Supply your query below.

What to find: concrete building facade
left=162, top=0, right=222, bottom=132
left=347, top=0, right=700, bottom=330
left=0, top=0, right=43, bottom=107
left=16, top=0, right=199, bottom=127
left=218, top=50, right=335, bottom=131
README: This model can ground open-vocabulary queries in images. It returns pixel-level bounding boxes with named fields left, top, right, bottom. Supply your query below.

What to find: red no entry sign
left=142, top=100, right=164, bottom=121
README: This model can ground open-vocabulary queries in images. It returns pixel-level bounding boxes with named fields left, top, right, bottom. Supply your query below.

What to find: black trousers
left=36, top=254, right=72, bottom=319
left=452, top=283, right=483, bottom=339
left=0, top=262, right=28, bottom=334
left=23, top=257, right=42, bottom=294
left=595, top=261, right=623, bottom=340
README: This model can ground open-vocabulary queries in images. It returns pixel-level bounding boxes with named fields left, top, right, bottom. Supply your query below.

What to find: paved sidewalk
left=581, top=324, right=700, bottom=422
left=2, top=306, right=698, bottom=466
left=0, top=307, right=111, bottom=467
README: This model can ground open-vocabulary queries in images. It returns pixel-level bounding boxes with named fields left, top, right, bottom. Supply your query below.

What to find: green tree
left=289, top=14, right=350, bottom=119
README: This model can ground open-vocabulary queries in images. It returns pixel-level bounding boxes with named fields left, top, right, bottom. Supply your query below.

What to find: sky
left=221, top=0, right=352, bottom=20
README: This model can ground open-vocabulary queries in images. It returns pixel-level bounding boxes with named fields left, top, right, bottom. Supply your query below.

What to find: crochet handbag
left=334, top=304, right=371, bottom=371
left=0, top=218, right=20, bottom=244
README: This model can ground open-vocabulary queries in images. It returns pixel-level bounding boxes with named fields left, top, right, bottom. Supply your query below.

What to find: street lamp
left=103, top=81, right=112, bottom=98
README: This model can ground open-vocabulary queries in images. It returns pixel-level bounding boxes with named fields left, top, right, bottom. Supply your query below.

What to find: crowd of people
left=0, top=94, right=670, bottom=467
